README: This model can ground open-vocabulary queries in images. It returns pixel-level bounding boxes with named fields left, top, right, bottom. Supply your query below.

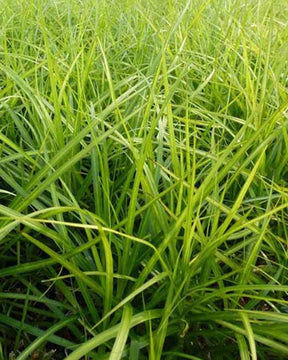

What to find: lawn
left=0, top=0, right=288, bottom=359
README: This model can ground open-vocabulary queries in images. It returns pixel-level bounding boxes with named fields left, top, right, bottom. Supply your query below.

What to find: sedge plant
left=0, top=0, right=288, bottom=359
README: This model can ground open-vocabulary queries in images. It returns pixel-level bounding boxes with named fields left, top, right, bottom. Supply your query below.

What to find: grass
left=0, top=0, right=288, bottom=358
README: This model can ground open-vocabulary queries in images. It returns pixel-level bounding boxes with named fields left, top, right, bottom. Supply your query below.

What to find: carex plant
left=0, top=0, right=288, bottom=359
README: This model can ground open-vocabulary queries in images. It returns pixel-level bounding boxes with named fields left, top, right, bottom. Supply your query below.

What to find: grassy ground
left=0, top=0, right=288, bottom=358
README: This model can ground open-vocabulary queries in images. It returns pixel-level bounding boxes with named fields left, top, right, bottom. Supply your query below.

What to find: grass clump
left=0, top=0, right=288, bottom=359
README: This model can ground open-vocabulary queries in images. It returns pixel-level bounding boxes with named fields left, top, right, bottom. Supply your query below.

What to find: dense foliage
left=0, top=0, right=288, bottom=358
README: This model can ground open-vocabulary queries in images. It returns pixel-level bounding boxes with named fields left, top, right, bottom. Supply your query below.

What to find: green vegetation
left=0, top=0, right=288, bottom=358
